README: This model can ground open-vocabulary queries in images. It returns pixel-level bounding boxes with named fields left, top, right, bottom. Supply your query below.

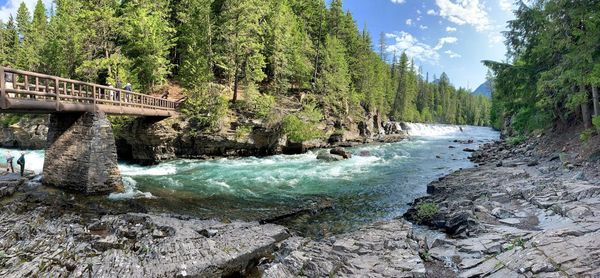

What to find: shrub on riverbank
left=414, top=202, right=439, bottom=224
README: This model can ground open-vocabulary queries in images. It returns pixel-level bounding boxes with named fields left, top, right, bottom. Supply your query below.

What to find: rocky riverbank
left=0, top=114, right=409, bottom=165
left=404, top=130, right=600, bottom=277
left=4, top=124, right=597, bottom=277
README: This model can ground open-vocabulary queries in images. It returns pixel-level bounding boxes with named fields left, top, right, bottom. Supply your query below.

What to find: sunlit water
left=0, top=123, right=499, bottom=237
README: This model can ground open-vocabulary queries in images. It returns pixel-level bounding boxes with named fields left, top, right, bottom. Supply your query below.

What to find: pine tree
left=318, top=35, right=351, bottom=116
left=43, top=0, right=85, bottom=77
left=122, top=0, right=175, bottom=89
left=215, top=0, right=267, bottom=103
left=176, top=0, right=214, bottom=88
left=265, top=0, right=313, bottom=94
left=15, top=2, right=37, bottom=70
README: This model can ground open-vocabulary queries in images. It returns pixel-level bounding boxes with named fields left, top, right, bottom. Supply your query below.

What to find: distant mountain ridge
left=473, top=80, right=492, bottom=98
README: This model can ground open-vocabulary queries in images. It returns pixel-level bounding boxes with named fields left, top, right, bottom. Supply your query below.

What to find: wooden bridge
left=0, top=66, right=182, bottom=194
left=0, top=67, right=178, bottom=117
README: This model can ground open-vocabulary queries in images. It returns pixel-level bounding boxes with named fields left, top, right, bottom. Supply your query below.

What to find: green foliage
left=318, top=35, right=351, bottom=117
left=580, top=129, right=594, bottom=142
left=0, top=114, right=23, bottom=126
left=283, top=115, right=321, bottom=142
left=109, top=116, right=135, bottom=137
left=235, top=125, right=253, bottom=140
left=507, top=135, right=527, bottom=146
left=414, top=202, right=439, bottom=224
left=243, top=84, right=275, bottom=119
left=0, top=0, right=491, bottom=129
left=593, top=116, right=600, bottom=131
left=486, top=1, right=600, bottom=133
left=511, top=107, right=552, bottom=134
left=282, top=102, right=324, bottom=142
left=176, top=0, right=213, bottom=88
left=121, top=0, right=175, bottom=90
left=181, top=84, right=229, bottom=131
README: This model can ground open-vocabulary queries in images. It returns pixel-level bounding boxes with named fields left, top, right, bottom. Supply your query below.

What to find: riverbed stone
left=263, top=219, right=425, bottom=277
left=0, top=197, right=291, bottom=278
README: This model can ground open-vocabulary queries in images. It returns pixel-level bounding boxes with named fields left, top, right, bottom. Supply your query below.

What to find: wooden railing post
left=0, top=67, right=6, bottom=109
left=93, top=85, right=97, bottom=113
left=55, top=77, right=60, bottom=111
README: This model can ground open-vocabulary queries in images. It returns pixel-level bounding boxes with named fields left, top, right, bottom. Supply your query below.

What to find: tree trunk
left=592, top=86, right=599, bottom=116
left=582, top=102, right=592, bottom=129
left=233, top=74, right=239, bottom=103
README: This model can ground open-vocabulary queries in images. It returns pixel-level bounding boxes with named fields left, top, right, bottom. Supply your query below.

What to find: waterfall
left=402, top=123, right=465, bottom=137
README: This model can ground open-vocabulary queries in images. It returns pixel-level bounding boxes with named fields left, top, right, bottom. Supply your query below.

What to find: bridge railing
left=0, top=67, right=177, bottom=113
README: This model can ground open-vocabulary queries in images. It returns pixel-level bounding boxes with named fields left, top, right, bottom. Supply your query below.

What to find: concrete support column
left=43, top=112, right=123, bottom=194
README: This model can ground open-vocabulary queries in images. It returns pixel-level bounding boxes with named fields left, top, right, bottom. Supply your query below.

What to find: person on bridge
left=5, top=151, right=14, bottom=173
left=16, top=152, right=25, bottom=177
left=4, top=65, right=14, bottom=97
left=125, top=83, right=132, bottom=102
left=115, top=80, right=122, bottom=101
left=108, top=84, right=115, bottom=101
left=161, top=90, right=169, bottom=99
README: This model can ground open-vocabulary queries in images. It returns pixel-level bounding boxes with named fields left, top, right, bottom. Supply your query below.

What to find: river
left=0, top=123, right=499, bottom=237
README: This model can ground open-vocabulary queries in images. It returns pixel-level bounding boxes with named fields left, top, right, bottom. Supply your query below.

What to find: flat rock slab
left=0, top=208, right=290, bottom=277
left=262, top=219, right=426, bottom=277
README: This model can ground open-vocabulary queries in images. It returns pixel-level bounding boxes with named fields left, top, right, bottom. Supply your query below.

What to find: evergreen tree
left=15, top=2, right=37, bottom=70
left=176, top=0, right=214, bottom=88
left=318, top=35, right=350, bottom=116
left=215, top=0, right=267, bottom=102
left=121, top=0, right=175, bottom=89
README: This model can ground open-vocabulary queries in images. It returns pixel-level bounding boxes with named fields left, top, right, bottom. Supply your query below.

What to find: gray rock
left=316, top=150, right=344, bottom=162
left=330, top=147, right=352, bottom=159
left=491, top=208, right=515, bottom=219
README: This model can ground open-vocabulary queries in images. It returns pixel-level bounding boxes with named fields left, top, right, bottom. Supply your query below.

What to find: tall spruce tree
left=215, top=0, right=267, bottom=102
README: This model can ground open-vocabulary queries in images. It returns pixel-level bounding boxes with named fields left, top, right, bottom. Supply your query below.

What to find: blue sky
left=333, top=0, right=515, bottom=89
left=0, top=0, right=514, bottom=89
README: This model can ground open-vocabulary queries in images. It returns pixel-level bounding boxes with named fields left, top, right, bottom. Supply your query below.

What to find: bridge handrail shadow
left=0, top=67, right=178, bottom=117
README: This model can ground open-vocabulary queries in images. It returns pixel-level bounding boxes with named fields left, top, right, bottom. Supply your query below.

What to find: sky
left=334, top=0, right=515, bottom=89
left=0, top=0, right=514, bottom=89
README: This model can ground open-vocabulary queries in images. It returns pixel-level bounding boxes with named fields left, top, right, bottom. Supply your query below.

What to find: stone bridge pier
left=43, top=112, right=123, bottom=194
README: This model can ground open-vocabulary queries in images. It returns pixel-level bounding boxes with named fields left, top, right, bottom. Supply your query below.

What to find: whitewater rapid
left=0, top=123, right=499, bottom=235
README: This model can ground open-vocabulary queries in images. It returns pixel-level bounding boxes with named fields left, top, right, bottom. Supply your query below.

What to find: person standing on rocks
left=5, top=151, right=14, bottom=173
left=17, top=152, right=25, bottom=177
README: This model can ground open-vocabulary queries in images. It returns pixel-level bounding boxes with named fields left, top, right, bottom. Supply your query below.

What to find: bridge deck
left=0, top=67, right=178, bottom=117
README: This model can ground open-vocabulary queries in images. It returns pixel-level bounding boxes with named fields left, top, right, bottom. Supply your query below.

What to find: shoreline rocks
left=404, top=137, right=600, bottom=277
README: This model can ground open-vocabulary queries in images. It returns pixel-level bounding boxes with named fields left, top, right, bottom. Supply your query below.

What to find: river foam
left=0, top=124, right=499, bottom=235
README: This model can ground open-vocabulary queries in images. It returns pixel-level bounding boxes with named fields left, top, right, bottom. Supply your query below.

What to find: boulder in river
left=330, top=147, right=352, bottom=159
left=316, top=150, right=344, bottom=162
left=358, top=151, right=371, bottom=157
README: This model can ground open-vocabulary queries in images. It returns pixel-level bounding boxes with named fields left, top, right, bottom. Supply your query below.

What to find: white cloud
left=488, top=33, right=504, bottom=45
left=419, top=25, right=428, bottom=30
left=435, top=0, right=491, bottom=32
left=416, top=16, right=422, bottom=21
left=391, top=0, right=406, bottom=4
left=446, top=26, right=457, bottom=32
left=427, top=9, right=437, bottom=15
left=406, top=19, right=413, bottom=26
left=385, top=32, right=461, bottom=64
left=445, top=50, right=462, bottom=58
left=0, top=0, right=53, bottom=22
left=385, top=32, right=440, bottom=64
left=499, top=0, right=512, bottom=12
left=434, top=36, right=458, bottom=50
left=417, top=9, right=422, bottom=14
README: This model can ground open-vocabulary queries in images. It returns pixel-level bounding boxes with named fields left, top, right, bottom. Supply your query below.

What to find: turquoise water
left=0, top=123, right=499, bottom=236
